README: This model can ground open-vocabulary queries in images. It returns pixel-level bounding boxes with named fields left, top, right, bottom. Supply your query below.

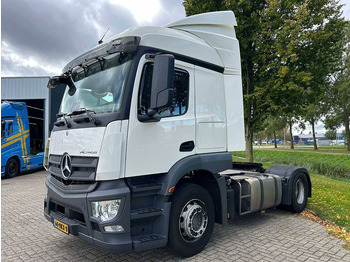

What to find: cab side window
left=1, top=120, right=13, bottom=138
left=138, top=63, right=189, bottom=118
left=1, top=121, right=5, bottom=139
left=7, top=121, right=13, bottom=136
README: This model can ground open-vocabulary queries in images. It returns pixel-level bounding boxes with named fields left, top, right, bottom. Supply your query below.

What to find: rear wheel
left=5, top=158, right=19, bottom=178
left=290, top=173, right=308, bottom=213
left=168, top=183, right=215, bottom=257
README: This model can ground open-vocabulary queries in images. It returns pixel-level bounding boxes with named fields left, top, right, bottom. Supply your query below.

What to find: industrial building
left=1, top=76, right=64, bottom=152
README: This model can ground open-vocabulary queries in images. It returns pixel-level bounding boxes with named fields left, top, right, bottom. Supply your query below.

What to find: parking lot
left=2, top=170, right=350, bottom=261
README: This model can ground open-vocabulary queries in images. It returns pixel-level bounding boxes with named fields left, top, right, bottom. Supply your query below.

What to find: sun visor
left=62, top=36, right=140, bottom=73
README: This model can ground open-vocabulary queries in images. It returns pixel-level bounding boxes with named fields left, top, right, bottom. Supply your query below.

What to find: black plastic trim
left=265, top=165, right=311, bottom=205
left=140, top=47, right=224, bottom=73
left=44, top=177, right=133, bottom=253
left=179, top=141, right=194, bottom=152
left=158, top=152, right=232, bottom=196
left=63, top=36, right=141, bottom=73
left=232, top=161, right=265, bottom=173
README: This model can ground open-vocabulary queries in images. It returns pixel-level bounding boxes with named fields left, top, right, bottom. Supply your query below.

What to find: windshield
left=59, top=53, right=132, bottom=115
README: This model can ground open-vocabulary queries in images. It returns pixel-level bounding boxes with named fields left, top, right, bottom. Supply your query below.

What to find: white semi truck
left=44, top=11, right=311, bottom=257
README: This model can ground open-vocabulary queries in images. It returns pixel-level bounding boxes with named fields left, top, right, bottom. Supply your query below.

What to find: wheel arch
left=8, top=155, right=21, bottom=168
left=159, top=152, right=232, bottom=225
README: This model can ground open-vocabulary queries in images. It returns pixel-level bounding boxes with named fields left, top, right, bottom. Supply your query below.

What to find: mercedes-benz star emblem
left=60, top=153, right=72, bottom=180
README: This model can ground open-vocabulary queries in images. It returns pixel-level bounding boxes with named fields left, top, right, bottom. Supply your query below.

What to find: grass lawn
left=308, top=173, right=350, bottom=232
left=258, top=145, right=350, bottom=155
left=232, top=155, right=350, bottom=232
left=232, top=150, right=350, bottom=181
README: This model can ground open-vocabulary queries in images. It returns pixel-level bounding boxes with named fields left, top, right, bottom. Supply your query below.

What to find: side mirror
left=150, top=54, right=174, bottom=112
left=47, top=75, right=76, bottom=95
left=47, top=76, right=61, bottom=89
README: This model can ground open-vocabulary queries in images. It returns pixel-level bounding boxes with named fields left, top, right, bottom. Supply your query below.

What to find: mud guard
left=265, top=165, right=311, bottom=205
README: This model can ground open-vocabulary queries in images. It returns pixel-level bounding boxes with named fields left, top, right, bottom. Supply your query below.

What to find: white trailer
left=44, top=11, right=311, bottom=257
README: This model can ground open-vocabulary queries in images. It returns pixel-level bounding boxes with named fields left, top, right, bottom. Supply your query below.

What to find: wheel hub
left=295, top=179, right=305, bottom=204
left=179, top=199, right=208, bottom=242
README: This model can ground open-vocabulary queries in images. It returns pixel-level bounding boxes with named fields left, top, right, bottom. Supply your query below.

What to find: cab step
left=131, top=208, right=163, bottom=220
left=130, top=183, right=162, bottom=197
left=132, top=235, right=167, bottom=251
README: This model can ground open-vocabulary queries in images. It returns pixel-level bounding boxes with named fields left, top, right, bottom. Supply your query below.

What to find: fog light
left=91, top=199, right=121, bottom=222
left=104, top=225, right=124, bottom=232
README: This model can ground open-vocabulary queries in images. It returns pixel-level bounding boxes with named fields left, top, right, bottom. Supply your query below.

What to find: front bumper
left=44, top=175, right=132, bottom=253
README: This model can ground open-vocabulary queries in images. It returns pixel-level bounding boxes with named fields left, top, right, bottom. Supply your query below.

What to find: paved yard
left=2, top=170, right=350, bottom=261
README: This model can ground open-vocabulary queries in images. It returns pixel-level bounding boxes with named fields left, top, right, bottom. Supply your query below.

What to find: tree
left=183, top=0, right=346, bottom=158
left=325, top=22, right=350, bottom=151
left=183, top=0, right=272, bottom=161
left=302, top=105, right=322, bottom=150
left=255, top=1, right=312, bottom=150
left=257, top=0, right=345, bottom=150
left=264, top=116, right=287, bottom=148
left=299, top=1, right=345, bottom=151
left=325, top=129, right=337, bottom=140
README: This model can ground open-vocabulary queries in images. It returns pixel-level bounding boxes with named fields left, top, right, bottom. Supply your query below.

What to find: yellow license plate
left=53, top=219, right=69, bottom=234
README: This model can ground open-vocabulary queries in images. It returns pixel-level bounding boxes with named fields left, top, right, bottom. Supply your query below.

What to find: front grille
left=51, top=174, right=95, bottom=186
left=49, top=174, right=97, bottom=193
left=48, top=154, right=98, bottom=182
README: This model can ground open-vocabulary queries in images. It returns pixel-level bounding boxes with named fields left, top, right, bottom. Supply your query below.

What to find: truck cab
left=44, top=11, right=311, bottom=257
left=1, top=102, right=44, bottom=178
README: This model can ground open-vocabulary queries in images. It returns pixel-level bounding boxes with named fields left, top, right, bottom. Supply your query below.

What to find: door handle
left=179, top=141, right=195, bottom=152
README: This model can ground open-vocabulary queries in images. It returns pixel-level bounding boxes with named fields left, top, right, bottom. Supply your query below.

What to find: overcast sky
left=1, top=0, right=349, bottom=134
left=1, top=0, right=349, bottom=77
left=1, top=0, right=186, bottom=76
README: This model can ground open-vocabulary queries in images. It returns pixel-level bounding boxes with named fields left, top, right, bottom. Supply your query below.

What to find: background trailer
left=1, top=76, right=64, bottom=152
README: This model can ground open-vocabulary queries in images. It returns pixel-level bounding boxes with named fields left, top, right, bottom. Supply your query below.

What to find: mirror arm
left=83, top=66, right=89, bottom=77
left=137, top=114, right=160, bottom=123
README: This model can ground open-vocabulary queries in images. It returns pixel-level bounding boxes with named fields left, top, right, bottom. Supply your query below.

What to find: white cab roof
left=106, top=11, right=240, bottom=74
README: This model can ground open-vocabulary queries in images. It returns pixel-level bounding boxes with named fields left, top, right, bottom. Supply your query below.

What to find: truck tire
left=290, top=172, right=308, bottom=213
left=168, top=183, right=215, bottom=257
left=5, top=158, right=19, bottom=178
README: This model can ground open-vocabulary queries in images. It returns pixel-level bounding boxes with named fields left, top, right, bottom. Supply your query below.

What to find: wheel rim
left=295, top=179, right=305, bottom=205
left=179, top=199, right=208, bottom=242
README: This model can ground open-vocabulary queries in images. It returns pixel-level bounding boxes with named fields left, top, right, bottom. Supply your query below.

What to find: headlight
left=91, top=199, right=121, bottom=222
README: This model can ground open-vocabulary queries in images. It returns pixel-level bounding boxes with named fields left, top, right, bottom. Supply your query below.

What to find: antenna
left=98, top=27, right=110, bottom=45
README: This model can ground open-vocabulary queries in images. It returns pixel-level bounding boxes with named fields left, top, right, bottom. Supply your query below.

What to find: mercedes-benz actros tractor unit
left=43, top=11, right=311, bottom=257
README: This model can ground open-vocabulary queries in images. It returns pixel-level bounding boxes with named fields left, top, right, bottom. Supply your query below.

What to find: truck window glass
left=1, top=121, right=5, bottom=138
left=138, top=63, right=189, bottom=118
left=7, top=121, right=13, bottom=136
left=59, top=53, right=133, bottom=115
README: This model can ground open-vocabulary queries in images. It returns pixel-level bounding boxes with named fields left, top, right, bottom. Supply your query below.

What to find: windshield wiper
left=68, top=108, right=101, bottom=126
left=55, top=113, right=71, bottom=128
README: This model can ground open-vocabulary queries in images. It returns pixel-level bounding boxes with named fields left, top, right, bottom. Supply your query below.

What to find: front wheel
left=168, top=183, right=215, bottom=257
left=290, top=172, right=309, bottom=213
left=5, top=158, right=19, bottom=178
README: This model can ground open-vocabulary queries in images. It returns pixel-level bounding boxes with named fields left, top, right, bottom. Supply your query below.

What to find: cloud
left=1, top=0, right=186, bottom=77
left=340, top=0, right=350, bottom=20
left=1, top=0, right=138, bottom=76
left=109, top=0, right=161, bottom=24
left=2, top=0, right=348, bottom=77
left=2, top=41, right=62, bottom=75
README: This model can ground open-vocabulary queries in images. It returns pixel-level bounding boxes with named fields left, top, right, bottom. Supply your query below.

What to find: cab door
left=125, top=55, right=195, bottom=177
